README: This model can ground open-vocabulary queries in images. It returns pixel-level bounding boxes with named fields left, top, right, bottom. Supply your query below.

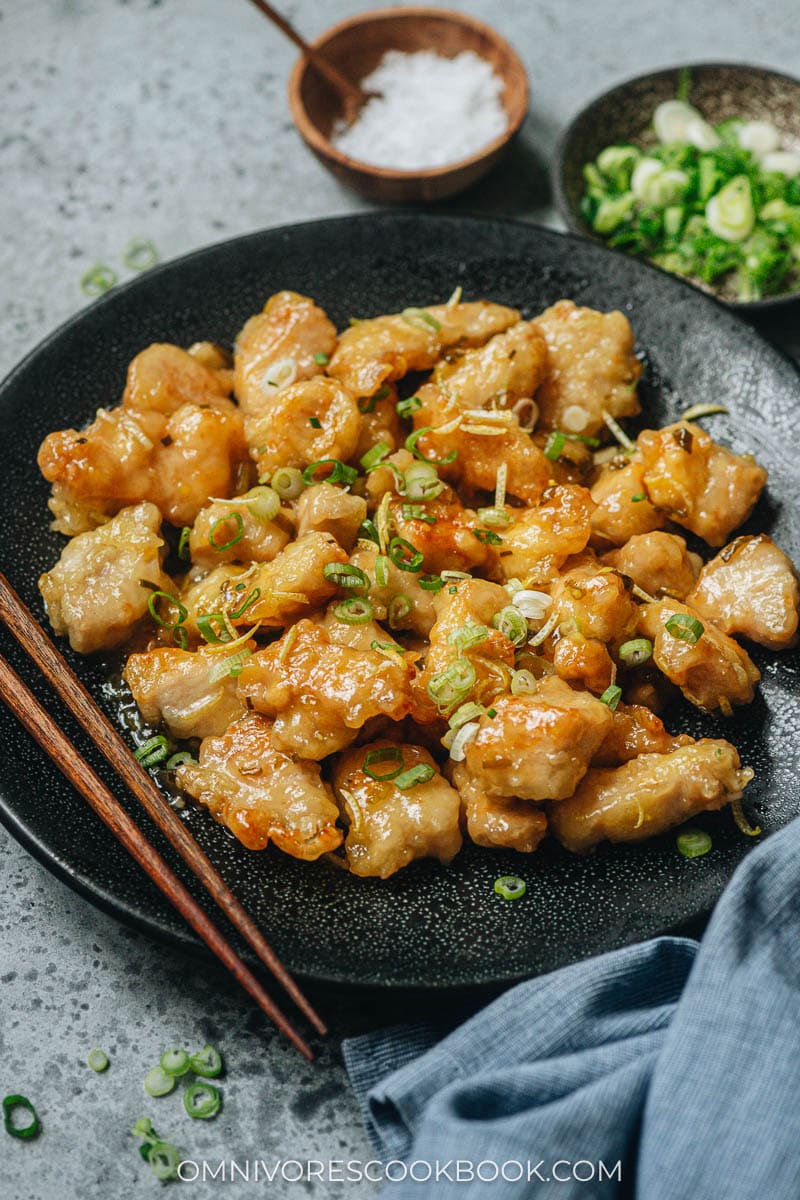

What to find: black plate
left=2, top=213, right=799, bottom=988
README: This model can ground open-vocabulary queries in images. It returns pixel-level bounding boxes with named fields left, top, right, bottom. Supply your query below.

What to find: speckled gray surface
left=2, top=1, right=800, bottom=1197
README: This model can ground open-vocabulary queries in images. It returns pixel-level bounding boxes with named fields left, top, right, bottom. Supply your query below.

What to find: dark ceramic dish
left=1, top=213, right=799, bottom=989
left=554, top=62, right=800, bottom=311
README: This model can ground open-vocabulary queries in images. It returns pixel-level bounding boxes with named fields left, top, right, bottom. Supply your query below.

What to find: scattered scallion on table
left=676, top=828, right=713, bottom=859
left=494, top=875, right=527, bottom=901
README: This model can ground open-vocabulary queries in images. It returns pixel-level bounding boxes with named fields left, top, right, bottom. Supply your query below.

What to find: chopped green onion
left=602, top=410, right=636, bottom=451
left=322, top=562, right=370, bottom=593
left=494, top=875, right=526, bottom=901
left=144, top=1066, right=175, bottom=1097
left=388, top=594, right=413, bottom=627
left=401, top=306, right=441, bottom=332
left=395, top=763, right=436, bottom=790
left=160, top=1047, right=191, bottom=1077
left=146, top=1141, right=181, bottom=1180
left=676, top=828, right=712, bottom=859
left=166, top=751, right=196, bottom=771
left=371, top=640, right=404, bottom=657
left=313, top=352, right=329, bottom=365
left=630, top=492, right=646, bottom=503
left=618, top=638, right=653, bottom=666
left=487, top=707, right=497, bottom=718
left=189, top=1045, right=223, bottom=1078
left=177, top=526, right=192, bottom=561
left=492, top=606, right=528, bottom=647
left=333, top=598, right=373, bottom=625
left=207, top=647, right=251, bottom=683
left=184, top=1082, right=221, bottom=1120
left=448, top=623, right=490, bottom=653
left=147, top=590, right=188, bottom=630
left=134, top=736, right=170, bottom=769
left=302, top=458, right=358, bottom=487
left=197, top=612, right=234, bottom=644
left=358, top=384, right=391, bottom=413
left=228, top=587, right=261, bottom=621
left=473, top=529, right=503, bottom=545
left=173, top=626, right=188, bottom=650
left=418, top=573, right=444, bottom=592
left=441, top=570, right=470, bottom=582
left=122, top=237, right=159, bottom=271
left=396, top=396, right=422, bottom=419
left=245, top=485, right=281, bottom=522
left=374, top=554, right=390, bottom=587
left=427, top=659, right=477, bottom=711
left=544, top=431, right=567, bottom=460
left=706, top=175, right=755, bottom=242
left=3, top=1095, right=40, bottom=1140
left=405, top=427, right=457, bottom=466
left=271, top=466, right=304, bottom=499
left=209, top=511, right=244, bottom=551
left=600, top=684, right=623, bottom=711
left=388, top=535, right=424, bottom=572
left=401, top=504, right=436, bottom=523
left=510, top=668, right=537, bottom=695
left=665, top=613, right=704, bottom=643
left=360, top=441, right=391, bottom=470
left=403, top=460, right=444, bottom=500
left=476, top=506, right=513, bottom=528
left=362, top=746, right=404, bottom=781
left=87, top=1048, right=109, bottom=1072
left=448, top=701, right=485, bottom=730
left=359, top=518, right=380, bottom=545
left=80, top=265, right=117, bottom=296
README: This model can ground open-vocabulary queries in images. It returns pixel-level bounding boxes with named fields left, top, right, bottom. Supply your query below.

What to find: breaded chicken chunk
left=233, top=290, right=337, bottom=417
left=687, top=534, right=800, bottom=650
left=123, top=643, right=249, bottom=739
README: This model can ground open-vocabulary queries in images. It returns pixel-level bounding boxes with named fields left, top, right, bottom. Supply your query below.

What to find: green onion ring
left=394, top=763, right=436, bottom=790
left=676, top=828, right=713, bottom=859
left=189, top=1045, right=223, bottom=1078
left=333, top=598, right=373, bottom=625
left=494, top=875, right=527, bottom=901
left=160, top=1047, right=191, bottom=1077
left=184, top=1082, right=221, bottom=1120
left=147, top=590, right=188, bottom=630
left=3, top=1095, right=41, bottom=1139
left=143, top=1066, right=175, bottom=1097
left=302, top=458, right=358, bottom=487
left=618, top=637, right=653, bottom=666
left=388, top=535, right=424, bottom=572
left=600, top=684, right=623, bottom=710
left=396, top=396, right=422, bottom=419
left=196, top=613, right=234, bottom=644
left=405, top=427, right=458, bottom=466
left=134, top=736, right=170, bottom=769
left=87, top=1048, right=109, bottom=1072
left=209, top=511, right=245, bottom=551
left=664, top=613, right=704, bottom=643
left=322, top=562, right=370, bottom=593
left=362, top=746, right=404, bottom=781
left=177, top=526, right=192, bottom=561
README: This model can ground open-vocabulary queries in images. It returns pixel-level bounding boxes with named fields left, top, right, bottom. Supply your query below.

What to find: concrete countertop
left=2, top=2, right=799, bottom=1196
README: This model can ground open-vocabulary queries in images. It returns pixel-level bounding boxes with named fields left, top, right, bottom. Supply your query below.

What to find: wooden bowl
left=287, top=6, right=529, bottom=204
left=553, top=62, right=800, bottom=310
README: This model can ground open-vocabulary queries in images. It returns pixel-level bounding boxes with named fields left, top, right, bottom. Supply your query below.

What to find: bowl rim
left=287, top=4, right=530, bottom=181
left=551, top=59, right=800, bottom=311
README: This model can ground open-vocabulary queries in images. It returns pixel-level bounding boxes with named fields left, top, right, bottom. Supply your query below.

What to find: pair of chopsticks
left=0, top=572, right=325, bottom=1060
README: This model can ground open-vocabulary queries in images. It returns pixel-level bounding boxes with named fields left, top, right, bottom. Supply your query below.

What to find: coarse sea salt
left=331, top=49, right=508, bottom=171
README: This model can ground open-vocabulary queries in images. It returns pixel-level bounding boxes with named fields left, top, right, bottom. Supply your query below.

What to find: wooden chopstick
left=0, top=572, right=326, bottom=1043
left=0, top=652, right=315, bottom=1059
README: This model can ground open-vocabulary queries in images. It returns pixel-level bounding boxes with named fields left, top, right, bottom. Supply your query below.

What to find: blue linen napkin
left=343, top=815, right=800, bottom=1198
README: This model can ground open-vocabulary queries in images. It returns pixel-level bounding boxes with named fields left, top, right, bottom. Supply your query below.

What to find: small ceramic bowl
left=287, top=6, right=529, bottom=204
left=553, top=62, right=800, bottom=310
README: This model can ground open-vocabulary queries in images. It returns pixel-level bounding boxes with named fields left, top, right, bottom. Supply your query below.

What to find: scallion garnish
left=302, top=459, right=358, bottom=487
left=3, top=1095, right=41, bottom=1140
left=184, top=1082, right=221, bottom=1120
left=144, top=1066, right=175, bottom=1097
left=177, top=526, right=192, bottom=561
left=394, top=763, right=436, bottom=790
left=122, top=237, right=159, bottom=271
left=333, top=598, right=373, bottom=625
left=197, top=613, right=234, bottom=644
left=494, top=875, right=526, bottom=901
left=630, top=492, right=646, bottom=502
left=676, top=828, right=712, bottom=858
left=322, top=562, right=370, bottom=593
left=359, top=519, right=380, bottom=546
left=600, top=684, right=623, bottom=710
left=173, top=626, right=188, bottom=650
left=374, top=554, right=390, bottom=587
left=87, top=1049, right=109, bottom=1072
left=448, top=701, right=485, bottom=730
left=313, top=352, right=329, bottom=365
left=492, top=606, right=528, bottom=647
left=363, top=746, right=404, bottom=781
left=396, top=396, right=422, bottom=419
left=664, top=613, right=704, bottom=643
left=271, top=466, right=305, bottom=499
left=207, top=647, right=251, bottom=684
left=510, top=668, right=537, bottom=695
left=401, top=306, right=441, bottom=332
left=208, top=511, right=244, bottom=551
left=245, top=485, right=281, bottom=522
left=476, top=506, right=513, bottom=528
left=228, top=587, right=261, bottom=621
left=189, top=1045, right=223, bottom=1078
left=418, top=573, right=444, bottom=592
left=388, top=594, right=413, bottom=627
left=147, top=590, right=188, bottom=631
left=166, top=751, right=196, bottom=771
left=618, top=637, right=653, bottom=666
left=131, top=1119, right=181, bottom=1181
left=473, top=529, right=503, bottom=545
left=544, top=431, right=566, bottom=460
left=80, top=265, right=117, bottom=297
left=427, top=659, right=477, bottom=712
left=360, top=441, right=391, bottom=471
left=448, top=623, right=490, bottom=653
left=388, top=536, right=424, bottom=572
left=405, top=427, right=458, bottom=466
left=134, top=736, right=170, bottom=769
left=159, top=1047, right=191, bottom=1077
left=403, top=460, right=444, bottom=500
left=401, top=504, right=436, bottom=523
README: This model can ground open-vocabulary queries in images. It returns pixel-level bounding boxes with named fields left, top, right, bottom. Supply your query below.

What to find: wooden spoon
left=245, top=0, right=374, bottom=123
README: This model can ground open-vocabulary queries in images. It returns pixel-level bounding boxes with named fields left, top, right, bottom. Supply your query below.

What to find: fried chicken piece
left=176, top=712, right=342, bottom=858
left=38, top=402, right=248, bottom=528
left=589, top=456, right=667, bottom=548
left=414, top=578, right=515, bottom=721
left=333, top=741, right=462, bottom=877
left=178, top=563, right=247, bottom=642
left=549, top=740, right=753, bottom=853
left=552, top=637, right=615, bottom=694
left=687, top=535, right=800, bottom=650
left=245, top=377, right=361, bottom=478
left=294, top=483, right=367, bottom=551
left=238, top=619, right=412, bottom=759
left=602, top=531, right=701, bottom=600
left=431, top=320, right=549, bottom=409
left=499, top=486, right=595, bottom=584
left=189, top=496, right=291, bottom=567
left=455, top=781, right=548, bottom=854
left=454, top=678, right=614, bottom=803
left=328, top=301, right=519, bottom=397
left=389, top=495, right=500, bottom=578
left=533, top=300, right=642, bottom=436
left=550, top=560, right=639, bottom=644
left=638, top=422, right=767, bottom=547
left=123, top=643, right=249, bottom=739
left=349, top=542, right=438, bottom=638
left=122, top=343, right=232, bottom=414
left=233, top=290, right=337, bottom=418
left=225, top=531, right=348, bottom=627
left=638, top=599, right=760, bottom=712
left=353, top=382, right=404, bottom=462
left=593, top=702, right=693, bottom=767
left=38, top=502, right=172, bottom=654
